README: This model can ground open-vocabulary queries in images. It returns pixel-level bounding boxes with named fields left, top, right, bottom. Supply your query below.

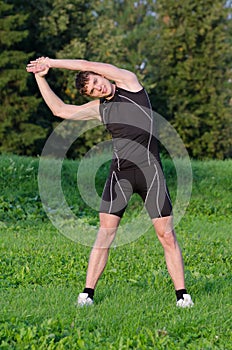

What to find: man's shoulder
left=115, top=86, right=146, bottom=100
left=115, top=81, right=143, bottom=93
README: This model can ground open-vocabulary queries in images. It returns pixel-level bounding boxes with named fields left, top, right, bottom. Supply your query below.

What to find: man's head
left=75, top=71, right=115, bottom=98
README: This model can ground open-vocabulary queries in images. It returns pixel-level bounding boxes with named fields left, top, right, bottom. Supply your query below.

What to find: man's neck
left=105, top=84, right=116, bottom=100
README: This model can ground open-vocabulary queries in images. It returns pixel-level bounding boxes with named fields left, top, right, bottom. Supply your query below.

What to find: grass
left=0, top=154, right=231, bottom=349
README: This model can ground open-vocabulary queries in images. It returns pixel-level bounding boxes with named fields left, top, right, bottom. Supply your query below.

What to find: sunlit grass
left=0, top=155, right=231, bottom=349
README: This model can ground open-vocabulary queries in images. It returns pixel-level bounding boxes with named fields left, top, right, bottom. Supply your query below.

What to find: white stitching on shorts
left=144, top=167, right=157, bottom=204
left=144, top=163, right=162, bottom=217
left=154, top=162, right=162, bottom=217
left=164, top=180, right=172, bottom=207
left=109, top=171, right=127, bottom=213
left=109, top=172, right=114, bottom=213
left=113, top=171, right=127, bottom=203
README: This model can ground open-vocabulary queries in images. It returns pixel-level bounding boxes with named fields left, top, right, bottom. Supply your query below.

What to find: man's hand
left=26, top=56, right=50, bottom=77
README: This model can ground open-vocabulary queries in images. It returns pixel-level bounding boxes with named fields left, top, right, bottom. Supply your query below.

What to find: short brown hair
left=75, top=71, right=99, bottom=95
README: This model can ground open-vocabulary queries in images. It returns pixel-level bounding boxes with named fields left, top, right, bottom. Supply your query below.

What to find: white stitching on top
left=118, top=93, right=153, bottom=166
left=118, top=94, right=152, bottom=121
left=102, top=105, right=108, bottom=125
left=144, top=89, right=154, bottom=166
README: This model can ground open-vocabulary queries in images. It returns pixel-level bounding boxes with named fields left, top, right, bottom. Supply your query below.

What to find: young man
left=26, top=57, right=193, bottom=308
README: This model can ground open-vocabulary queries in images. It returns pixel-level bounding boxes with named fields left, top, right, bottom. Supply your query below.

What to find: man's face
left=85, top=74, right=114, bottom=98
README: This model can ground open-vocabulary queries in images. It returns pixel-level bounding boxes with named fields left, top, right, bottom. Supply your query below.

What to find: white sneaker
left=77, top=293, right=94, bottom=307
left=176, top=294, right=194, bottom=308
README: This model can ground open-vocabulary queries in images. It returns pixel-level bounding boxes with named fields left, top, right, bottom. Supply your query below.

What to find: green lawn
left=0, top=155, right=231, bottom=349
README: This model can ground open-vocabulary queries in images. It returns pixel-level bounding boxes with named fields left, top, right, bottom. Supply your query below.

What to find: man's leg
left=85, top=213, right=121, bottom=288
left=77, top=213, right=120, bottom=305
left=152, top=216, right=193, bottom=307
left=153, top=216, right=185, bottom=290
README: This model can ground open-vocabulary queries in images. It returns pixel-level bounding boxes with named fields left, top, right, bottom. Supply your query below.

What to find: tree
left=1, top=0, right=231, bottom=159
left=1, top=0, right=100, bottom=158
left=150, top=0, right=232, bottom=159
left=30, top=0, right=156, bottom=158
left=0, top=1, right=46, bottom=155
left=34, top=0, right=107, bottom=158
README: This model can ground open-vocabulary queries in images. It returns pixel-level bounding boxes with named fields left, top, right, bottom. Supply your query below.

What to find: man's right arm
left=28, top=56, right=142, bottom=92
left=35, top=74, right=101, bottom=121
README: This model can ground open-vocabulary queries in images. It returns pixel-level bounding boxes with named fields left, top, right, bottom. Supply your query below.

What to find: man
left=26, top=57, right=193, bottom=308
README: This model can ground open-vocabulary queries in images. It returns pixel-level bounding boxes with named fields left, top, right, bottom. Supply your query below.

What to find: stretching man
left=26, top=57, right=193, bottom=308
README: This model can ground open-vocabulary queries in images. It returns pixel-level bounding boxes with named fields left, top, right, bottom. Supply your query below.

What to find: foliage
left=0, top=1, right=46, bottom=155
left=150, top=0, right=232, bottom=158
left=1, top=0, right=232, bottom=158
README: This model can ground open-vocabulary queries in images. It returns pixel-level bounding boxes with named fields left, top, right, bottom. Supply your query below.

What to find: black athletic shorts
left=99, top=162, right=172, bottom=219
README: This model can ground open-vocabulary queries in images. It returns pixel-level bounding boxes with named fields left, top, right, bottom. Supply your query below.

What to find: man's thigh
left=135, top=164, right=173, bottom=219
left=99, top=170, right=134, bottom=217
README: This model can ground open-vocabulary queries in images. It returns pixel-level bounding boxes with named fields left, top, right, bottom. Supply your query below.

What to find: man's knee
left=153, top=216, right=177, bottom=249
left=162, top=230, right=177, bottom=247
left=153, top=216, right=173, bottom=235
left=94, top=213, right=121, bottom=248
left=98, top=225, right=117, bottom=237
left=99, top=213, right=121, bottom=230
left=94, top=226, right=117, bottom=249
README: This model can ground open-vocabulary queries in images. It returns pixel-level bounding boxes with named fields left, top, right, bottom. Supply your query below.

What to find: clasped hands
left=26, top=56, right=51, bottom=76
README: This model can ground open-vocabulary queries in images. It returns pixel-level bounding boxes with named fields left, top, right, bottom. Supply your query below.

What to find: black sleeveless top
left=99, top=87, right=160, bottom=170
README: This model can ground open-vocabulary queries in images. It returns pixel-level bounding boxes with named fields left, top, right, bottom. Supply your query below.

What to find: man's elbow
left=52, top=105, right=69, bottom=119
